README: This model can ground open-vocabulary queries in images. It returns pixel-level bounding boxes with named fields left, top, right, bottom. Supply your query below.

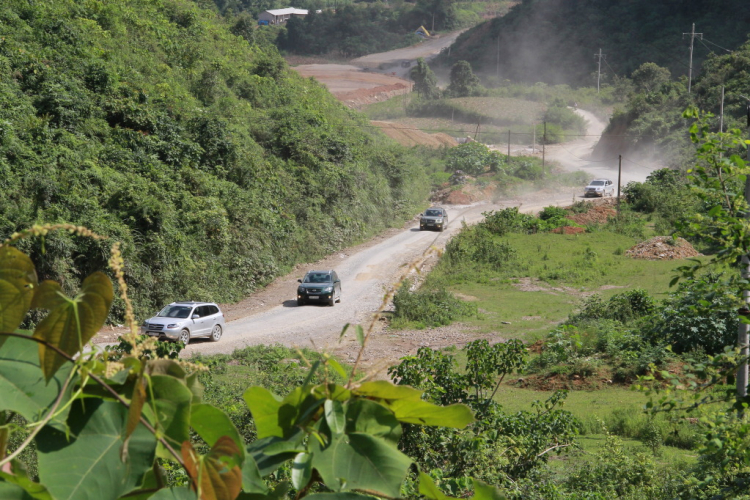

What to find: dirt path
left=291, top=30, right=464, bottom=109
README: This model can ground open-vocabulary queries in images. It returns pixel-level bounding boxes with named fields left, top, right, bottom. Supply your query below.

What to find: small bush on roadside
left=392, top=279, right=477, bottom=328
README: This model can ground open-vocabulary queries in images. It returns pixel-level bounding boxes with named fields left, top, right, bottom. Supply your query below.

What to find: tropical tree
left=447, top=60, right=481, bottom=98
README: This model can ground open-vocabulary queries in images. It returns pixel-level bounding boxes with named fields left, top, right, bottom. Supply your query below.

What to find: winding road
left=184, top=108, right=660, bottom=357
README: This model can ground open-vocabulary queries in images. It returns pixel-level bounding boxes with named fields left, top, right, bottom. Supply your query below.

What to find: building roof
left=264, top=8, right=308, bottom=15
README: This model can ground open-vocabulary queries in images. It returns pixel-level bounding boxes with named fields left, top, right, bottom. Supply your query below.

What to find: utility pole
left=617, top=155, right=622, bottom=216
left=496, top=36, right=501, bottom=80
left=542, top=122, right=546, bottom=175
left=719, top=86, right=725, bottom=132
left=738, top=96, right=750, bottom=407
left=594, top=48, right=604, bottom=94
left=682, top=23, right=703, bottom=93
left=507, top=130, right=511, bottom=159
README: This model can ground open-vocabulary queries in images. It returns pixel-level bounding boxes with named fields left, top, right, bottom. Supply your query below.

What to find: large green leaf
left=354, top=381, right=422, bottom=401
left=345, top=399, right=401, bottom=446
left=190, top=403, right=245, bottom=461
left=0, top=334, right=73, bottom=430
left=305, top=494, right=376, bottom=500
left=419, top=472, right=454, bottom=500
left=471, top=479, right=507, bottom=500
left=144, top=374, right=194, bottom=459
left=32, top=272, right=113, bottom=379
left=0, top=460, right=52, bottom=500
left=311, top=432, right=412, bottom=498
left=243, top=387, right=284, bottom=439
left=36, top=399, right=156, bottom=500
left=241, top=453, right=268, bottom=494
left=0, top=247, right=37, bottom=348
left=147, top=487, right=198, bottom=500
left=182, top=436, right=242, bottom=500
left=237, top=481, right=289, bottom=500
left=246, top=433, right=303, bottom=477
left=387, top=399, right=474, bottom=428
left=291, top=452, right=312, bottom=491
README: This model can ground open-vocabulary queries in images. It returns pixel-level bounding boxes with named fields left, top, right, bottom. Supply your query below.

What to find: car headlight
left=323, top=286, right=333, bottom=293
left=298, top=287, right=304, bottom=294
left=166, top=324, right=179, bottom=329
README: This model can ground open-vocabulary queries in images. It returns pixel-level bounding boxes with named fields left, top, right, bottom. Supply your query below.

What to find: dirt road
left=291, top=30, right=464, bottom=108
left=183, top=110, right=658, bottom=363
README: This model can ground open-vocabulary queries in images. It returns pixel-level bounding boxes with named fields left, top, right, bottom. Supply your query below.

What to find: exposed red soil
left=371, top=121, right=457, bottom=148
left=565, top=200, right=618, bottom=225
left=626, top=236, right=702, bottom=260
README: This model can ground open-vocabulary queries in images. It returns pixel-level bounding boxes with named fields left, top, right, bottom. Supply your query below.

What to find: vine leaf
left=182, top=437, right=242, bottom=500
left=0, top=247, right=37, bottom=348
left=32, top=272, right=113, bottom=380
left=36, top=399, right=156, bottom=500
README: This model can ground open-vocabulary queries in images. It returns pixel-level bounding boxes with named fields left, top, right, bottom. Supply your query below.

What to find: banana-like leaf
left=0, top=247, right=37, bottom=349
left=36, top=399, right=156, bottom=500
left=354, top=381, right=423, bottom=401
left=32, top=272, right=113, bottom=380
left=311, top=432, right=412, bottom=498
left=387, top=399, right=474, bottom=428
left=182, top=437, right=242, bottom=500
left=0, top=334, right=74, bottom=431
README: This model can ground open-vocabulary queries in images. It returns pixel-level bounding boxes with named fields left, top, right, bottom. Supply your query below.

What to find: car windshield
left=589, top=181, right=605, bottom=186
left=304, top=273, right=332, bottom=284
left=425, top=209, right=442, bottom=216
left=157, top=305, right=193, bottom=318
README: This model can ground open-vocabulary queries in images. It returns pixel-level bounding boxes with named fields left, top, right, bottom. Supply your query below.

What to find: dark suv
left=297, top=270, right=341, bottom=306
left=420, top=207, right=448, bottom=231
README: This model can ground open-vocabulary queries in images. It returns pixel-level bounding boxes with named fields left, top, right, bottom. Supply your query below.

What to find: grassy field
left=437, top=231, right=702, bottom=341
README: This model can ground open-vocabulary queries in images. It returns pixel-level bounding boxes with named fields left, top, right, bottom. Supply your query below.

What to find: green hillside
left=439, top=0, right=749, bottom=86
left=0, top=0, right=432, bottom=320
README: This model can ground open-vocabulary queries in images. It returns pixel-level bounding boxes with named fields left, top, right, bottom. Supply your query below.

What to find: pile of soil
left=565, top=201, right=618, bottom=225
left=626, top=236, right=702, bottom=260
left=340, top=83, right=411, bottom=109
left=551, top=226, right=585, bottom=234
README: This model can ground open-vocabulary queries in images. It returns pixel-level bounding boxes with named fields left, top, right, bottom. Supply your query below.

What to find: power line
left=702, top=37, right=733, bottom=54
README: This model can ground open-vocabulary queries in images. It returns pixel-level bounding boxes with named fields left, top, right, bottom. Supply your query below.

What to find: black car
left=420, top=207, right=448, bottom=231
left=297, top=270, right=342, bottom=306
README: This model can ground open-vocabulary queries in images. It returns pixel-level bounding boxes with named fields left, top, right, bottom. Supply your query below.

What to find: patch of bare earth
left=371, top=121, right=457, bottom=148
left=626, top=236, right=702, bottom=260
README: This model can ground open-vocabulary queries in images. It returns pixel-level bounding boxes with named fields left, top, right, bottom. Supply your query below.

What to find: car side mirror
left=192, top=314, right=199, bottom=319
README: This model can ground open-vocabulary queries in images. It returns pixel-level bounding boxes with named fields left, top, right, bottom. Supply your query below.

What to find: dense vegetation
left=438, top=0, right=749, bottom=87
left=0, top=0, right=440, bottom=321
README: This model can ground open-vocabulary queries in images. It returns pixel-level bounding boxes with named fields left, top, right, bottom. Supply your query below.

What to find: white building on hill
left=258, top=8, right=308, bottom=25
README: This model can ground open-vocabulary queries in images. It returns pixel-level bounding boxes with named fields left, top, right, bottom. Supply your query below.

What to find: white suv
left=141, top=301, right=225, bottom=344
left=584, top=179, right=615, bottom=197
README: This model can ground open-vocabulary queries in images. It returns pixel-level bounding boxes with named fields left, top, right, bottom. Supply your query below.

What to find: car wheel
left=178, top=329, right=190, bottom=345
left=439, top=225, right=445, bottom=232
left=210, top=324, right=222, bottom=342
left=329, top=297, right=335, bottom=307
left=297, top=299, right=305, bottom=306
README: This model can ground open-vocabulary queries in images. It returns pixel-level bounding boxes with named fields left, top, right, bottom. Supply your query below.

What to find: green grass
left=440, top=231, right=707, bottom=341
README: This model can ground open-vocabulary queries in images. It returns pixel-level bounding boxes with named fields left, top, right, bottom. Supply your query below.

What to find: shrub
left=392, top=279, right=477, bottom=328
left=480, top=208, right=537, bottom=236
left=649, top=273, right=738, bottom=354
